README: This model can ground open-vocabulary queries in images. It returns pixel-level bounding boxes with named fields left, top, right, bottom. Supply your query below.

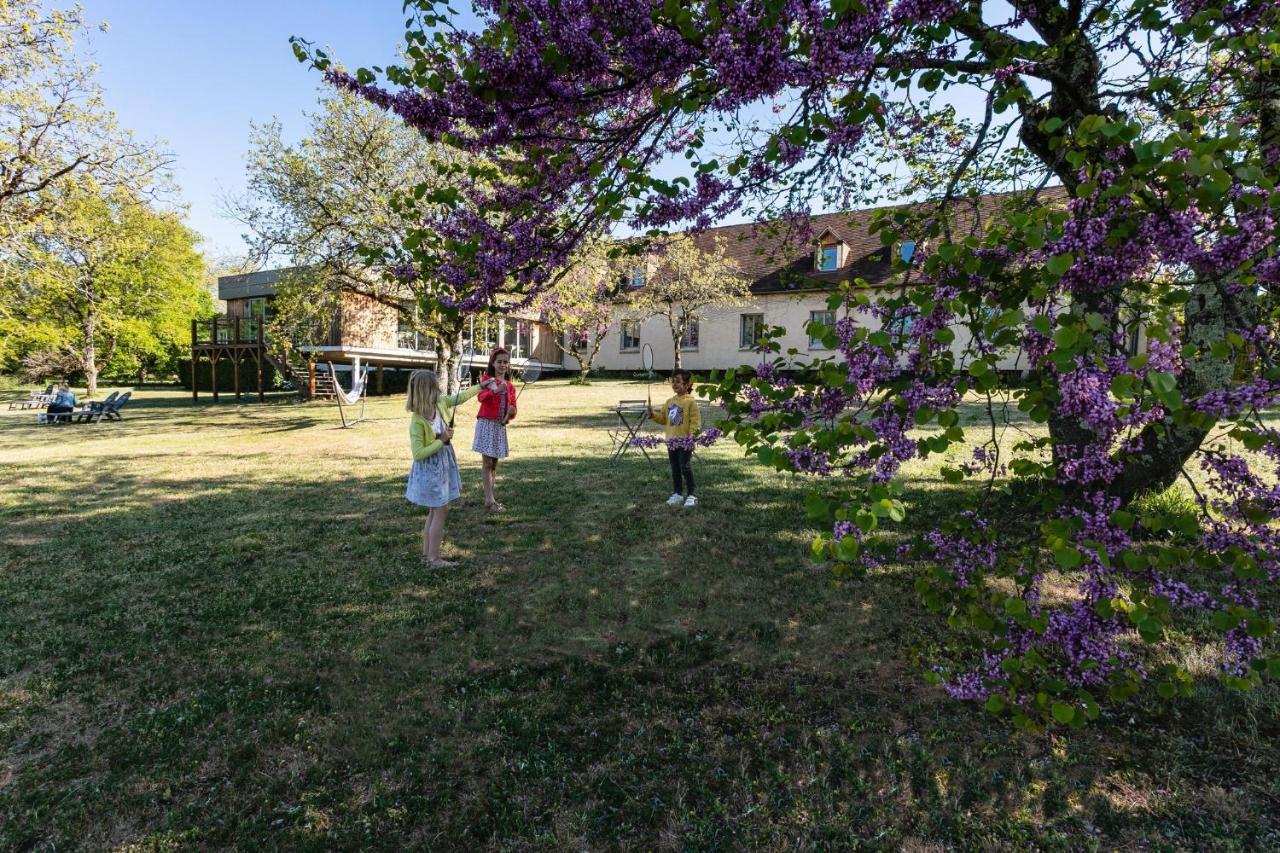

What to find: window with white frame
left=740, top=313, right=765, bottom=349
left=620, top=319, right=641, bottom=351
left=816, top=245, right=840, bottom=272
left=899, top=240, right=917, bottom=264
left=680, top=318, right=699, bottom=350
left=627, top=266, right=646, bottom=288
left=808, top=309, right=835, bottom=349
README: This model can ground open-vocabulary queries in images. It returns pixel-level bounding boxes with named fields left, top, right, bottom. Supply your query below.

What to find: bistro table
left=609, top=400, right=656, bottom=465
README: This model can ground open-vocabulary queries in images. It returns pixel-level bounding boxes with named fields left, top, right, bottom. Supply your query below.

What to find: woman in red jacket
left=472, top=347, right=517, bottom=511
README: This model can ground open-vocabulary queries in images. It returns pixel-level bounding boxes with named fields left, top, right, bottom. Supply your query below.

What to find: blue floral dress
left=406, top=410, right=462, bottom=508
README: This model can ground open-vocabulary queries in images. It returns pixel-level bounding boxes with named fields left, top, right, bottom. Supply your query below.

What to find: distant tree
left=0, top=0, right=166, bottom=232
left=625, top=234, right=750, bottom=370
left=536, top=237, right=619, bottom=383
left=229, top=89, right=501, bottom=391
left=5, top=183, right=209, bottom=394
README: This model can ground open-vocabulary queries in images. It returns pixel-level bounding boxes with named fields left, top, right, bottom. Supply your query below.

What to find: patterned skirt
left=405, top=445, right=462, bottom=508
left=471, top=417, right=509, bottom=459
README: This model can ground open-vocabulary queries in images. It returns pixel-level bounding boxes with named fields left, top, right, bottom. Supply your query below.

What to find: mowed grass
left=0, top=379, right=1277, bottom=850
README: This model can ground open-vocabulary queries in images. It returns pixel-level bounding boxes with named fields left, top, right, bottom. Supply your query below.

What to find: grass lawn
left=1, top=378, right=1277, bottom=849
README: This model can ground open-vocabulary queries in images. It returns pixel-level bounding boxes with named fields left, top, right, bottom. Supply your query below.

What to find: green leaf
left=1149, top=371, right=1178, bottom=394
left=985, top=694, right=1006, bottom=713
left=1109, top=510, right=1136, bottom=530
left=804, top=492, right=829, bottom=521
left=1046, top=253, right=1074, bottom=277
left=1052, top=702, right=1075, bottom=724
left=1054, top=548, right=1084, bottom=569
left=1246, top=617, right=1272, bottom=639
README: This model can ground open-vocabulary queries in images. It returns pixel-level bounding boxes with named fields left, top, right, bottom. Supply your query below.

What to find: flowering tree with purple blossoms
left=297, top=0, right=1280, bottom=727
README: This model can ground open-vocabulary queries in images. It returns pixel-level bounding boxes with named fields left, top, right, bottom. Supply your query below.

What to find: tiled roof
left=688, top=187, right=1067, bottom=295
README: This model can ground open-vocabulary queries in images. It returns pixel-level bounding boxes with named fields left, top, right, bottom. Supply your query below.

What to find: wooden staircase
left=265, top=350, right=337, bottom=401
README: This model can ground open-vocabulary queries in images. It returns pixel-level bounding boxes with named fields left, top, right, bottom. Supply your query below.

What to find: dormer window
left=815, top=229, right=845, bottom=272
left=627, top=266, right=645, bottom=288
left=899, top=240, right=917, bottom=264
left=817, top=245, right=840, bottom=272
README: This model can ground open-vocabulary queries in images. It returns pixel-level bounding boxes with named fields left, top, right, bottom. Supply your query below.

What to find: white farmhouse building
left=574, top=190, right=1074, bottom=377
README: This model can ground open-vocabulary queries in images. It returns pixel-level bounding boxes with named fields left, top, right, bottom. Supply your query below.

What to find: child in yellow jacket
left=647, top=368, right=702, bottom=508
left=405, top=369, right=483, bottom=566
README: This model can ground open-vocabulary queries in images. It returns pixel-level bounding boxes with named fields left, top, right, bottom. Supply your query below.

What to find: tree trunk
left=82, top=311, right=98, bottom=396
left=1026, top=17, right=1269, bottom=506
left=1105, top=282, right=1255, bottom=504
left=573, top=340, right=599, bottom=383
left=434, top=318, right=467, bottom=394
left=670, top=315, right=682, bottom=371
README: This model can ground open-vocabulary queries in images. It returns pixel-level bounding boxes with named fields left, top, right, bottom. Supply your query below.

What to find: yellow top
left=649, top=393, right=701, bottom=439
left=409, top=384, right=483, bottom=461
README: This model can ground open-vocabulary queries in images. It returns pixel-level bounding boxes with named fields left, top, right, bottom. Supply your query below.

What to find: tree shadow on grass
left=0, top=456, right=1276, bottom=849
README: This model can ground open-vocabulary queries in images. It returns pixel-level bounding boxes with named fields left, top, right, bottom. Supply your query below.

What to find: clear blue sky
left=79, top=1, right=418, bottom=260
left=78, top=2, right=994, bottom=261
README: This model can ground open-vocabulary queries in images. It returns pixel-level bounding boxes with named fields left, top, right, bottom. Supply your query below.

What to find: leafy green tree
left=535, top=236, right=620, bottom=382
left=230, top=89, right=491, bottom=390
left=0, top=0, right=166, bottom=231
left=625, top=234, right=750, bottom=370
left=5, top=183, right=209, bottom=394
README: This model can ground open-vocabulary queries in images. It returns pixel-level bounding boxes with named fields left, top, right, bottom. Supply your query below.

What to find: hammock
left=327, top=360, right=369, bottom=428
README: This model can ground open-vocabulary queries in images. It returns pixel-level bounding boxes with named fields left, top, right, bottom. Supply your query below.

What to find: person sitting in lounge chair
left=46, top=384, right=76, bottom=418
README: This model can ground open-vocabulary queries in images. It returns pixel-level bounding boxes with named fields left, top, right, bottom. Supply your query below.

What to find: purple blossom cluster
left=630, top=427, right=724, bottom=453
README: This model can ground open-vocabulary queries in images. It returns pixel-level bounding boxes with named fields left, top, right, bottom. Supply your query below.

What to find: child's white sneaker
left=666, top=493, right=684, bottom=506
left=683, top=495, right=698, bottom=508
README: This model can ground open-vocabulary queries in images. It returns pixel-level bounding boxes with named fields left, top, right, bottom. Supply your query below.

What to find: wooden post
left=233, top=318, right=241, bottom=400
left=211, top=350, right=220, bottom=402
left=257, top=321, right=265, bottom=403
left=308, top=362, right=316, bottom=399
left=191, top=319, right=198, bottom=402
left=377, top=364, right=384, bottom=396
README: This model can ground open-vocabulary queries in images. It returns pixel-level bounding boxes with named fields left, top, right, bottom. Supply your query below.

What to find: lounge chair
left=102, top=390, right=131, bottom=421
left=38, top=391, right=131, bottom=426
left=87, top=391, right=120, bottom=413
left=8, top=385, right=54, bottom=411
left=77, top=391, right=131, bottom=424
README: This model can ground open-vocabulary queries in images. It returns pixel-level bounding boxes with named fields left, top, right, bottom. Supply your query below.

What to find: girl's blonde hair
left=406, top=369, right=442, bottom=420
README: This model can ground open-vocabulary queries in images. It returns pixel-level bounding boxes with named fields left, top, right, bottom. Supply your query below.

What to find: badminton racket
left=447, top=352, right=466, bottom=429
left=641, top=343, right=654, bottom=412
left=515, top=359, right=542, bottom=400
